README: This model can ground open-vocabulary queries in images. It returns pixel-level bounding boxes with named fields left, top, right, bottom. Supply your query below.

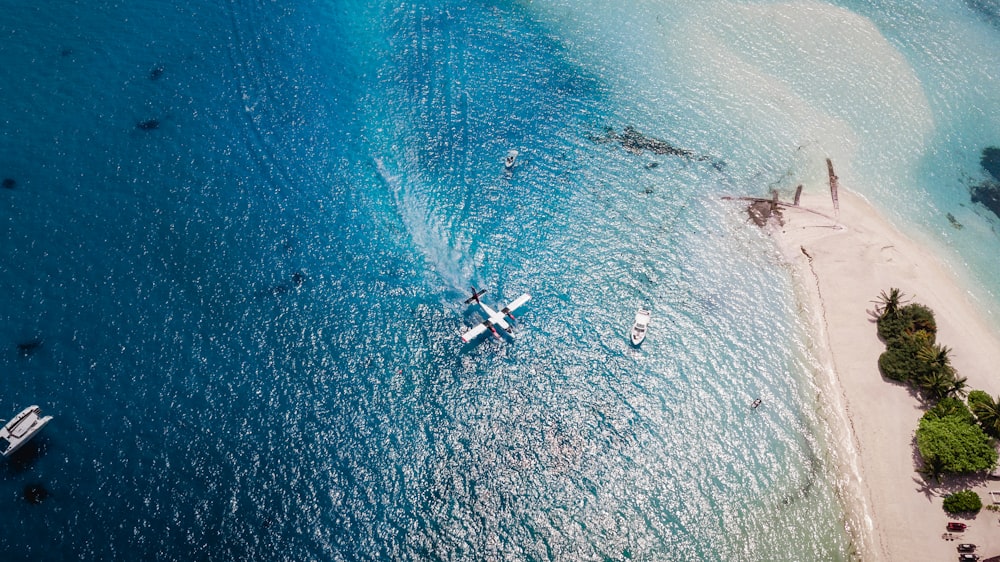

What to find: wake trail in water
left=373, top=156, right=472, bottom=291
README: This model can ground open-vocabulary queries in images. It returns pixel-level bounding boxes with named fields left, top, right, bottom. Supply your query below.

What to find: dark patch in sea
left=149, top=66, right=164, bottom=80
left=17, top=339, right=43, bottom=357
left=260, top=271, right=307, bottom=297
left=589, top=126, right=724, bottom=169
left=2, top=178, right=15, bottom=189
left=970, top=147, right=1000, bottom=220
left=60, top=48, right=73, bottom=57
left=982, top=146, right=1000, bottom=182
left=947, top=213, right=963, bottom=229
left=965, top=0, right=1000, bottom=29
left=23, top=483, right=49, bottom=504
left=137, top=119, right=160, bottom=131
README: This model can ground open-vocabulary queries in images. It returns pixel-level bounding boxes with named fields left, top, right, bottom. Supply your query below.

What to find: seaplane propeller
left=460, top=287, right=532, bottom=343
left=464, top=286, right=487, bottom=305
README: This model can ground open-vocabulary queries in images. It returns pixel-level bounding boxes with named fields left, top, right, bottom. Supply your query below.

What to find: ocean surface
left=1, top=1, right=998, bottom=560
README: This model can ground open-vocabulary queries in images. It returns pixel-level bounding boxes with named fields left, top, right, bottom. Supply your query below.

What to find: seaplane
left=460, top=287, right=531, bottom=343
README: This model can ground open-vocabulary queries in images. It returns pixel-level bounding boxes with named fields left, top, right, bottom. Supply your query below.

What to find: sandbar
left=772, top=183, right=1000, bottom=561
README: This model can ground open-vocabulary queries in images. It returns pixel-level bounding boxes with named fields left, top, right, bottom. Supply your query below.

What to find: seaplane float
left=460, top=287, right=531, bottom=343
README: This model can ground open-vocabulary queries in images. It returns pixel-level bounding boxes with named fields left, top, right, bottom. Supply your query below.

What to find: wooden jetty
left=722, top=158, right=842, bottom=226
left=827, top=158, right=840, bottom=215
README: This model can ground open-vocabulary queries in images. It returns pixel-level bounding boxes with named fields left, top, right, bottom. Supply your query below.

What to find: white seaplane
left=460, top=287, right=531, bottom=343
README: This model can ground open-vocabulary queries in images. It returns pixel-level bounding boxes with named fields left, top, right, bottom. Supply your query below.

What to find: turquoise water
left=1, top=1, right=997, bottom=560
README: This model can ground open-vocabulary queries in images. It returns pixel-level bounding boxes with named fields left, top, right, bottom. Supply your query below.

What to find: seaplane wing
left=460, top=287, right=531, bottom=343
left=501, top=294, right=531, bottom=317
left=461, top=321, right=492, bottom=343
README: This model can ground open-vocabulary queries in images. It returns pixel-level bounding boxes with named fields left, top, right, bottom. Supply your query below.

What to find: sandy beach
left=772, top=182, right=1000, bottom=561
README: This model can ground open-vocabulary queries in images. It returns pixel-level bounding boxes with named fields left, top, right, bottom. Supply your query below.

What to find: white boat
left=630, top=309, right=651, bottom=346
left=1, top=405, right=53, bottom=457
left=505, top=149, right=519, bottom=169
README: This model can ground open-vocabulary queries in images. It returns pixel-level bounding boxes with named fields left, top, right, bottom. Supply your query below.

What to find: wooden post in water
left=826, top=158, right=840, bottom=216
left=793, top=184, right=803, bottom=206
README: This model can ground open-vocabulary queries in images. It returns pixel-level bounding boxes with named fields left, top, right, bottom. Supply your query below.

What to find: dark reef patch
left=965, top=0, right=1000, bottom=28
left=981, top=146, right=1000, bottom=182
left=137, top=119, right=160, bottom=131
left=590, top=126, right=723, bottom=168
left=970, top=147, right=1000, bottom=220
left=149, top=66, right=164, bottom=80
left=971, top=180, right=1000, bottom=218
left=23, top=483, right=49, bottom=504
left=2, top=178, right=15, bottom=189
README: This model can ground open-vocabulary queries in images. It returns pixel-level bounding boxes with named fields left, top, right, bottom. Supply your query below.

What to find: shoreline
left=771, top=184, right=1000, bottom=561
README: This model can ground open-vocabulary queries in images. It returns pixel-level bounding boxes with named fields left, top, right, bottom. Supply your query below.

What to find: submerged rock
left=2, top=178, right=15, bottom=189
left=137, top=119, right=160, bottom=131
left=149, top=66, right=164, bottom=80
left=23, top=483, right=49, bottom=504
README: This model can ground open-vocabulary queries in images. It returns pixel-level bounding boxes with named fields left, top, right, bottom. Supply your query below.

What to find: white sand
left=772, top=184, right=1000, bottom=561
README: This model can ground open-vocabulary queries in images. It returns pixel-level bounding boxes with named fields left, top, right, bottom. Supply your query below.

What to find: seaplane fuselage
left=461, top=287, right=530, bottom=343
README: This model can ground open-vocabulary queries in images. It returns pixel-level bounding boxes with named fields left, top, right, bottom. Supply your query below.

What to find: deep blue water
left=3, top=1, right=998, bottom=560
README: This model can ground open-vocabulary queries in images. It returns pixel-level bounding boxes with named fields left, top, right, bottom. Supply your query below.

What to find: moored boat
left=505, top=149, right=519, bottom=169
left=630, top=308, right=651, bottom=346
left=1, top=405, right=53, bottom=457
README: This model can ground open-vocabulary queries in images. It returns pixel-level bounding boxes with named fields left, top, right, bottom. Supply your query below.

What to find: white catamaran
left=1, top=405, right=53, bottom=457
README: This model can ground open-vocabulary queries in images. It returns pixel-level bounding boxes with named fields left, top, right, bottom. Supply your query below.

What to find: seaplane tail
left=460, top=287, right=531, bottom=343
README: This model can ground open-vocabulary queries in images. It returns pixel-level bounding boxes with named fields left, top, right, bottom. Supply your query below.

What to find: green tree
left=918, top=454, right=947, bottom=483
left=943, top=490, right=983, bottom=514
left=917, top=369, right=967, bottom=402
left=918, top=343, right=954, bottom=376
left=878, top=331, right=934, bottom=383
left=875, top=288, right=904, bottom=320
left=878, top=303, right=937, bottom=341
left=916, top=415, right=998, bottom=475
left=925, top=397, right=975, bottom=424
left=971, top=392, right=1000, bottom=439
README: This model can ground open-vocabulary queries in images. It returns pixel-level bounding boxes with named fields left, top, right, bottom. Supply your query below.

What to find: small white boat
left=630, top=309, right=651, bottom=346
left=505, top=149, right=519, bottom=169
left=1, top=405, right=53, bottom=457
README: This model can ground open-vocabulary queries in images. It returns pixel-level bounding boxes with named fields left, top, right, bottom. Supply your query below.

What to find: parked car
left=947, top=522, right=968, bottom=532
left=958, top=544, right=977, bottom=552
left=958, top=553, right=979, bottom=562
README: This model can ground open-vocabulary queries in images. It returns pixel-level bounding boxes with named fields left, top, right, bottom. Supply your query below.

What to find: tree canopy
left=916, top=415, right=997, bottom=475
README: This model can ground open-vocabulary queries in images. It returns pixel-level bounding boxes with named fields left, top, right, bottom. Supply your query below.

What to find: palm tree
left=918, top=453, right=947, bottom=484
left=875, top=288, right=904, bottom=319
left=915, top=343, right=965, bottom=399
left=972, top=394, right=1000, bottom=438
left=918, top=343, right=953, bottom=373
left=917, top=369, right=964, bottom=402
left=945, top=375, right=969, bottom=400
